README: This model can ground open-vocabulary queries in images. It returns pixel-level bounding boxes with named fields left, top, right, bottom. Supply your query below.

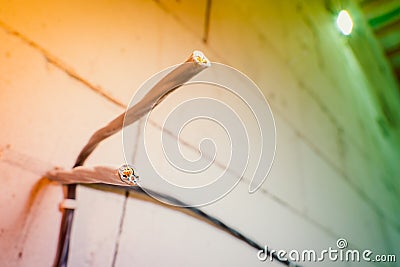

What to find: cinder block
left=299, top=141, right=388, bottom=253
left=115, top=197, right=268, bottom=267
left=68, top=185, right=127, bottom=267
left=259, top=112, right=306, bottom=213
left=1, top=1, right=399, bottom=266
left=0, top=0, right=211, bottom=103
left=156, top=0, right=208, bottom=38
left=0, top=163, right=62, bottom=267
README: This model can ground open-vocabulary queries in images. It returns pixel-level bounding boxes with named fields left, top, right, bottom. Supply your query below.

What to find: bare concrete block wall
left=0, top=0, right=399, bottom=266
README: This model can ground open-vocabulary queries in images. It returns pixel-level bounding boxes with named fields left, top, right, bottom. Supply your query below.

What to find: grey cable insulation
left=51, top=51, right=299, bottom=266
left=54, top=51, right=211, bottom=267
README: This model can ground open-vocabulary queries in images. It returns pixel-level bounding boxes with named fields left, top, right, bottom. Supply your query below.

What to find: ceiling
left=359, top=0, right=400, bottom=86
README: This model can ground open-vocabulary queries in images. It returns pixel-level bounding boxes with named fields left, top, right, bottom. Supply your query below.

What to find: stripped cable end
left=118, top=164, right=139, bottom=186
left=190, top=50, right=211, bottom=67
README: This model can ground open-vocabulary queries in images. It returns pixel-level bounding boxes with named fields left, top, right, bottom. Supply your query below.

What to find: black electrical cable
left=54, top=133, right=301, bottom=267
left=56, top=180, right=301, bottom=267
left=53, top=53, right=299, bottom=266
left=53, top=184, right=76, bottom=267
left=55, top=178, right=301, bottom=267
left=54, top=55, right=208, bottom=267
left=96, top=184, right=300, bottom=267
left=53, top=163, right=80, bottom=267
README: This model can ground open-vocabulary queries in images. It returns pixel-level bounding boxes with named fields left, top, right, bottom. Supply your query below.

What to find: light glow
left=337, top=10, right=353, bottom=35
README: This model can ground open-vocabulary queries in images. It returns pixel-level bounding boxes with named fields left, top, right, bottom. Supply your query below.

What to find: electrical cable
left=53, top=51, right=299, bottom=266
left=94, top=184, right=300, bottom=266
left=54, top=51, right=210, bottom=267
left=53, top=183, right=77, bottom=267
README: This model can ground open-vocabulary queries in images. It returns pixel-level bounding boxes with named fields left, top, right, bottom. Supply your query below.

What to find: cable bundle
left=48, top=51, right=298, bottom=267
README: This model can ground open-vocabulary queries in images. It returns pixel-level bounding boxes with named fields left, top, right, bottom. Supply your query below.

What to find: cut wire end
left=191, top=50, right=211, bottom=67
left=118, top=164, right=139, bottom=186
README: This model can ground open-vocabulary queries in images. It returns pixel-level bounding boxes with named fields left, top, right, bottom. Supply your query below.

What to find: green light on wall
left=337, top=10, right=353, bottom=35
